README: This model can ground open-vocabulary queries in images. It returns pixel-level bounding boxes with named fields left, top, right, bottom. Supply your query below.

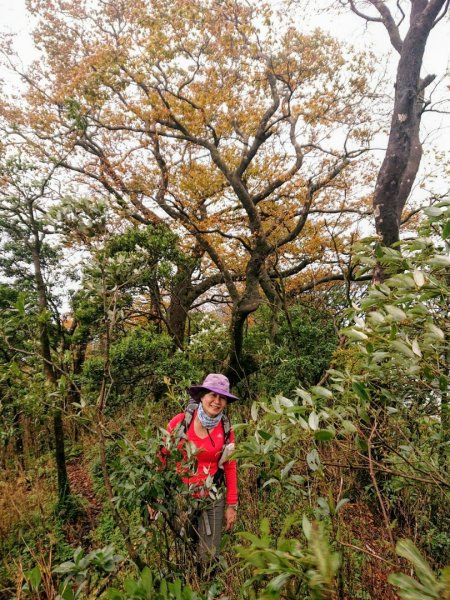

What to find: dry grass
left=0, top=469, right=53, bottom=542
left=0, top=465, right=56, bottom=598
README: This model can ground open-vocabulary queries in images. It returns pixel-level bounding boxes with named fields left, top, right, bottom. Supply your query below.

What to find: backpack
left=177, top=399, right=232, bottom=487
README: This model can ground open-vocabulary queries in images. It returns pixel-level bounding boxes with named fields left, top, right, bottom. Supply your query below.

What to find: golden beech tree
left=2, top=0, right=383, bottom=378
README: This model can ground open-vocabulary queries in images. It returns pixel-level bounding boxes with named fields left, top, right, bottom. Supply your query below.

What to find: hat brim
left=188, top=385, right=239, bottom=403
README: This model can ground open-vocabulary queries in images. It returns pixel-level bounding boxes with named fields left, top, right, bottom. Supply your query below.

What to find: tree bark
left=66, top=339, right=87, bottom=443
left=168, top=261, right=199, bottom=349
left=369, top=0, right=447, bottom=249
left=227, top=244, right=269, bottom=383
left=31, top=232, right=71, bottom=506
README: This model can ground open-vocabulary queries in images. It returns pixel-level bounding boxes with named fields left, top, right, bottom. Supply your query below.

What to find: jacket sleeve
left=224, top=428, right=238, bottom=505
left=167, top=413, right=185, bottom=433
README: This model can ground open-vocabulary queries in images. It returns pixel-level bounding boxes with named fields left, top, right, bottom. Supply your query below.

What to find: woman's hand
left=224, top=505, right=238, bottom=531
left=147, top=505, right=159, bottom=521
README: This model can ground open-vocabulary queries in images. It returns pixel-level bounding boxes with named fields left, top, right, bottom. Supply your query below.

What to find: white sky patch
left=0, top=0, right=34, bottom=52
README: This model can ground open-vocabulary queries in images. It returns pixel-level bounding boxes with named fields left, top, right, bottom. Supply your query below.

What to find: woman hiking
left=167, top=373, right=239, bottom=570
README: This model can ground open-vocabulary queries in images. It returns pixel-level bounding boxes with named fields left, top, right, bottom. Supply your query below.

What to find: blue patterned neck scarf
left=197, top=401, right=222, bottom=429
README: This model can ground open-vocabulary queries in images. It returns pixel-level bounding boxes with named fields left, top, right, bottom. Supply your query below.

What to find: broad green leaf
left=426, top=323, right=445, bottom=340
left=391, top=340, right=416, bottom=359
left=310, top=386, right=333, bottom=399
left=368, top=289, right=390, bottom=300
left=59, top=583, right=76, bottom=600
left=314, top=430, right=334, bottom=442
left=442, top=219, right=450, bottom=239
left=306, top=449, right=321, bottom=471
left=389, top=274, right=415, bottom=289
left=296, top=388, right=312, bottom=404
left=439, top=375, right=448, bottom=392
left=262, top=478, right=281, bottom=488
left=413, top=269, right=425, bottom=288
left=344, top=328, right=369, bottom=341
left=423, top=205, right=444, bottom=217
left=302, top=515, right=312, bottom=540
left=298, top=416, right=309, bottom=430
left=356, top=436, right=368, bottom=452
left=327, top=368, right=345, bottom=379
left=352, top=381, right=370, bottom=402
left=388, top=573, right=437, bottom=599
left=371, top=351, right=390, bottom=362
left=73, top=547, right=84, bottom=564
left=429, top=254, right=450, bottom=266
left=267, top=572, right=292, bottom=591
left=342, top=420, right=357, bottom=434
left=385, top=305, right=407, bottom=321
left=238, top=531, right=270, bottom=548
left=335, top=498, right=350, bottom=513
left=278, top=395, right=294, bottom=407
left=411, top=339, right=422, bottom=357
left=378, top=283, right=391, bottom=295
left=308, top=411, right=319, bottom=430
left=140, top=567, right=153, bottom=593
left=104, top=590, right=123, bottom=600
left=124, top=579, right=138, bottom=595
left=25, top=566, right=41, bottom=591
left=368, top=311, right=385, bottom=324
left=280, top=460, right=296, bottom=479
left=396, top=539, right=438, bottom=588
left=53, top=561, right=76, bottom=575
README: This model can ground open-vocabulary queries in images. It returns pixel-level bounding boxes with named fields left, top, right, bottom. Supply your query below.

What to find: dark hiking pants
left=197, top=495, right=225, bottom=565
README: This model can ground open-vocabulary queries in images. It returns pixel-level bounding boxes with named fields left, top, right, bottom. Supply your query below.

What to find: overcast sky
left=1, top=0, right=448, bottom=75
left=0, top=0, right=33, bottom=47
left=0, top=0, right=448, bottom=149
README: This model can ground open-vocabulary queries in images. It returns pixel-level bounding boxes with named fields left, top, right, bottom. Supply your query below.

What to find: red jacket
left=167, top=411, right=238, bottom=505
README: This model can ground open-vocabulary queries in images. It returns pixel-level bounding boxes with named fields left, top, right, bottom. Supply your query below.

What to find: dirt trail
left=64, top=459, right=102, bottom=548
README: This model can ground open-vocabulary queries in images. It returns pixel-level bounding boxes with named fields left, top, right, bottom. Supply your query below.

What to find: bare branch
left=368, top=0, right=403, bottom=53
left=235, top=70, right=280, bottom=178
left=337, top=540, right=397, bottom=568
left=431, top=0, right=450, bottom=27
left=340, top=0, right=383, bottom=23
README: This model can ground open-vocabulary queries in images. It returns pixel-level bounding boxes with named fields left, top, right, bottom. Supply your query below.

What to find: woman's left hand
left=224, top=505, right=238, bottom=531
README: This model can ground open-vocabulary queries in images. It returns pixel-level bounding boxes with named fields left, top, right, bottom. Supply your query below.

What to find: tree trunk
left=31, top=237, right=71, bottom=506
left=67, top=342, right=87, bottom=442
left=167, top=250, right=203, bottom=349
left=259, top=267, right=282, bottom=341
left=371, top=0, right=446, bottom=252
left=227, top=248, right=268, bottom=383
left=168, top=271, right=195, bottom=349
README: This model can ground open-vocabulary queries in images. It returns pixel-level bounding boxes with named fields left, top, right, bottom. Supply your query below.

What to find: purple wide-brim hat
left=188, top=373, right=239, bottom=403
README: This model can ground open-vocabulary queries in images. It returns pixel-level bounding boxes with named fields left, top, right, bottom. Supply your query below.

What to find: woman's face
left=201, top=391, right=228, bottom=418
